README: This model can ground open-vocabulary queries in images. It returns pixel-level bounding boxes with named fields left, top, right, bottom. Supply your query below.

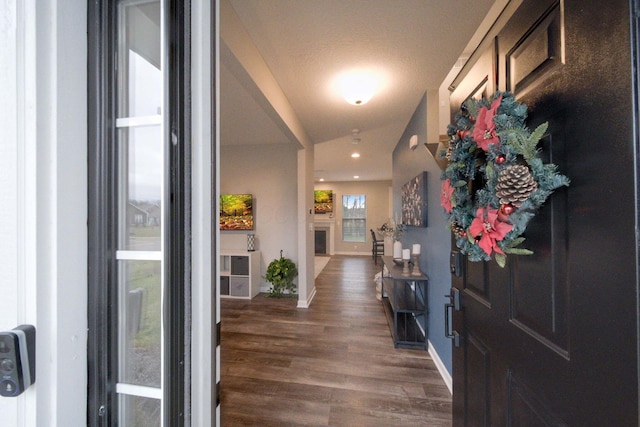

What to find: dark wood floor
left=220, top=255, right=452, bottom=426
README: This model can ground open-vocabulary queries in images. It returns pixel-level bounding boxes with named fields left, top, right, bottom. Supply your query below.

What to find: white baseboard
left=256, top=286, right=316, bottom=308
left=334, top=251, right=371, bottom=256
left=297, top=286, right=316, bottom=308
left=428, top=340, right=452, bottom=395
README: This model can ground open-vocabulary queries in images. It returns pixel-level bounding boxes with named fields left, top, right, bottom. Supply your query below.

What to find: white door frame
left=190, top=0, right=217, bottom=424
left=1, top=0, right=218, bottom=425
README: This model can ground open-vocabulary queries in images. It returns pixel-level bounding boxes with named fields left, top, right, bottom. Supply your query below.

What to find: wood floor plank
left=221, top=255, right=452, bottom=426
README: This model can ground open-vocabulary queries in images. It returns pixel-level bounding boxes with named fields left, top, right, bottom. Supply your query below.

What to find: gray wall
left=221, top=143, right=299, bottom=290
left=392, top=93, right=453, bottom=374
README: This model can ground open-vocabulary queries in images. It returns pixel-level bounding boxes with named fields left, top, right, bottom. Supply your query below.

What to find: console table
left=380, top=256, right=429, bottom=349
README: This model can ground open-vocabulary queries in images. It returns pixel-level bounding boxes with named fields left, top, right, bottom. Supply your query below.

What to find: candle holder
left=402, top=259, right=411, bottom=276
left=411, top=254, right=422, bottom=276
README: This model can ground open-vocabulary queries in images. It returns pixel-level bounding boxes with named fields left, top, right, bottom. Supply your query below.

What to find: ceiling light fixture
left=351, top=152, right=360, bottom=158
left=334, top=69, right=384, bottom=106
left=351, top=128, right=362, bottom=144
left=353, top=175, right=360, bottom=179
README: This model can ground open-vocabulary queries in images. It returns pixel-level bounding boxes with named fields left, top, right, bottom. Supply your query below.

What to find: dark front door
left=449, top=0, right=639, bottom=424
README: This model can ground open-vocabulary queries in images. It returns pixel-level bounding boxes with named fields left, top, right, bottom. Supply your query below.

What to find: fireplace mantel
left=314, top=217, right=335, bottom=255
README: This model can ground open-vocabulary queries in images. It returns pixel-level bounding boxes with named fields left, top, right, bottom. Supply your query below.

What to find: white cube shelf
left=220, top=250, right=261, bottom=299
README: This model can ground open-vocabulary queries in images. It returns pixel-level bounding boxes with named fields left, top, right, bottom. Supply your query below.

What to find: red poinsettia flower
left=440, top=179, right=455, bottom=213
left=473, top=95, right=502, bottom=151
left=456, top=129, right=470, bottom=140
left=469, top=205, right=513, bottom=256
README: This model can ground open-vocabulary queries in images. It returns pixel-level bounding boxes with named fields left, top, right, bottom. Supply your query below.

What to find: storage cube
left=229, top=276, right=250, bottom=297
left=230, top=256, right=249, bottom=275
left=220, top=276, right=229, bottom=296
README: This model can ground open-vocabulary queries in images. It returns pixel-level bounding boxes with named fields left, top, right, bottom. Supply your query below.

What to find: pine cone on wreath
left=451, top=223, right=467, bottom=237
left=495, top=165, right=538, bottom=207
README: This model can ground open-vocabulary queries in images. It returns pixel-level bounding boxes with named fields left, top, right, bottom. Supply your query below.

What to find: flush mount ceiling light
left=333, top=69, right=385, bottom=106
left=353, top=175, right=360, bottom=179
left=351, top=152, right=360, bottom=158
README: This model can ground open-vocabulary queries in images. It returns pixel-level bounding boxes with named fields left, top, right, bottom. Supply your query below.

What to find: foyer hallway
left=220, top=255, right=452, bottom=426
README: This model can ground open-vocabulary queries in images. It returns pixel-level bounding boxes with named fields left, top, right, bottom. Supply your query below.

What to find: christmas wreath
left=440, top=91, right=569, bottom=267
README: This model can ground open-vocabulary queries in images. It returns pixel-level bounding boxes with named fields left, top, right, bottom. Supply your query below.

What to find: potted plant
left=265, top=250, right=298, bottom=297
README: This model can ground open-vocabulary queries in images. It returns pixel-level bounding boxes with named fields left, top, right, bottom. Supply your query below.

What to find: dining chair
left=370, top=229, right=384, bottom=265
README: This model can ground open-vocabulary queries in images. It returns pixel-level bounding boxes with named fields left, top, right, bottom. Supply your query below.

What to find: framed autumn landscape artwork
left=220, top=194, right=254, bottom=230
left=314, top=189, right=333, bottom=214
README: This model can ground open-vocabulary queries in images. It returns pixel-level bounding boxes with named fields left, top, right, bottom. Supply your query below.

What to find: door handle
left=445, top=288, right=462, bottom=348
left=445, top=287, right=461, bottom=311
left=444, top=302, right=462, bottom=347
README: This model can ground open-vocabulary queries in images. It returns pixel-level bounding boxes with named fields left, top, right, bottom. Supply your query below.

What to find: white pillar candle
left=402, top=249, right=411, bottom=260
left=412, top=243, right=421, bottom=255
left=393, top=241, right=403, bottom=259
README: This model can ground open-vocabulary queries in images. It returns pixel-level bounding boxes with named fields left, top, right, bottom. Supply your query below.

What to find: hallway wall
left=392, top=93, right=453, bottom=378
left=220, top=143, right=298, bottom=291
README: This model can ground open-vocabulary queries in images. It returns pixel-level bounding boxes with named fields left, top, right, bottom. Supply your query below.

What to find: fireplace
left=313, top=218, right=335, bottom=255
left=315, top=230, right=327, bottom=254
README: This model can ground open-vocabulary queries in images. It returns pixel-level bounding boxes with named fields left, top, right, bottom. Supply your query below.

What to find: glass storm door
left=115, top=1, right=164, bottom=424
left=88, top=0, right=189, bottom=425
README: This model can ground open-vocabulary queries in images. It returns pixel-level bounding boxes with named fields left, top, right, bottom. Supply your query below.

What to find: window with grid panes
left=342, top=194, right=366, bottom=242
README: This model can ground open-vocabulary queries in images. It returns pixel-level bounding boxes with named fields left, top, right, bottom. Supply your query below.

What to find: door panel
left=450, top=0, right=639, bottom=425
left=450, top=41, right=497, bottom=122
left=507, top=372, right=567, bottom=427
left=465, top=262, right=491, bottom=306
left=510, top=123, right=569, bottom=356
left=465, top=333, right=491, bottom=426
left=505, top=2, right=564, bottom=96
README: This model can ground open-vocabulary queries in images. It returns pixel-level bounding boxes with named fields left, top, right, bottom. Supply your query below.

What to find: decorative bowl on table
left=392, top=258, right=404, bottom=266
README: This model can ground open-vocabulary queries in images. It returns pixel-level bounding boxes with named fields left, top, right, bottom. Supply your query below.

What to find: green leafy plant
left=265, top=250, right=298, bottom=297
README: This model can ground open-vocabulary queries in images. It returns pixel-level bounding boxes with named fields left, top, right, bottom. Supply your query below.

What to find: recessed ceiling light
left=351, top=152, right=360, bottom=158
left=351, top=128, right=362, bottom=144
left=319, top=178, right=325, bottom=182
left=353, top=175, right=360, bottom=179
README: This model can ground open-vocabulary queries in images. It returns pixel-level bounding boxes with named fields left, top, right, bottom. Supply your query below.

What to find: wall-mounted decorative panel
left=401, top=171, right=428, bottom=227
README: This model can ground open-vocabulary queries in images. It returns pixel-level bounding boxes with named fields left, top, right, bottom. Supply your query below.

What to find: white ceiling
left=220, top=0, right=497, bottom=182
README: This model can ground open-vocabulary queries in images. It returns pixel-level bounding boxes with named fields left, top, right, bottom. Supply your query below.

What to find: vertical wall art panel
left=402, top=172, right=428, bottom=227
